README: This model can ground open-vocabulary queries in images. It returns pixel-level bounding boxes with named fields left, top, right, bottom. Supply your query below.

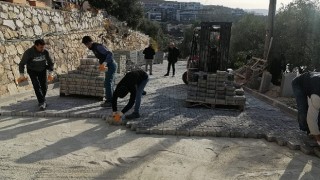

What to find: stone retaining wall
left=0, top=1, right=149, bottom=97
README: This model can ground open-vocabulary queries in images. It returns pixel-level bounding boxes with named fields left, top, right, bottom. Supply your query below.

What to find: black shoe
left=150, top=73, right=153, bottom=75
left=126, top=112, right=140, bottom=120
left=142, top=91, right=147, bottom=95
left=164, top=74, right=169, bottom=76
left=101, top=101, right=112, bottom=108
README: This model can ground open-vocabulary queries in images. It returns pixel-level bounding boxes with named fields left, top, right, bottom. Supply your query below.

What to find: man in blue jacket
left=82, top=36, right=117, bottom=108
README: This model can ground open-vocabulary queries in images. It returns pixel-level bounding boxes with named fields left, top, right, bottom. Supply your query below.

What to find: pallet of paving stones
left=186, top=71, right=246, bottom=111
left=59, top=58, right=105, bottom=100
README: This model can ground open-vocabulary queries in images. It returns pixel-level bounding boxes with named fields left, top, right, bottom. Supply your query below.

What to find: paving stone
left=314, top=147, right=320, bottom=158
left=300, top=144, right=314, bottom=155
left=163, top=128, right=176, bottom=135
left=287, top=140, right=301, bottom=150
left=176, top=129, right=190, bottom=136
left=149, top=128, right=163, bottom=135
left=276, top=138, right=287, bottom=146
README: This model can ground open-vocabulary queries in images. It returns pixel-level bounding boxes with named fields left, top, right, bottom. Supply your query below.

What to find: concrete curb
left=243, top=86, right=298, bottom=118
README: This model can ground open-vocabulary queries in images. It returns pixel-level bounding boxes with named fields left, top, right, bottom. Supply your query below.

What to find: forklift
left=182, top=22, right=232, bottom=84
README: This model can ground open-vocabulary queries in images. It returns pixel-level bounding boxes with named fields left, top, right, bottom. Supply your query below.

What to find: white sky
left=171, top=0, right=294, bottom=9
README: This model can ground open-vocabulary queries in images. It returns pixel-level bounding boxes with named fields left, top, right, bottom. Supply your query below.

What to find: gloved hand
left=112, top=111, right=123, bottom=122
left=48, top=71, right=54, bottom=82
left=99, top=62, right=107, bottom=72
left=17, top=74, right=27, bottom=83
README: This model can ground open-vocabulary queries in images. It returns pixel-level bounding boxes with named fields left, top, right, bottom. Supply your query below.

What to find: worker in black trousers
left=19, top=39, right=54, bottom=110
left=164, top=42, right=180, bottom=77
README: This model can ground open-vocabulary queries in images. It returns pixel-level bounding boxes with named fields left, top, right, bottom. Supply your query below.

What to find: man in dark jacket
left=292, top=72, right=320, bottom=145
left=82, top=36, right=117, bottom=108
left=19, top=39, right=54, bottom=110
left=143, top=44, right=156, bottom=75
left=164, top=42, right=180, bottom=77
left=112, top=70, right=149, bottom=120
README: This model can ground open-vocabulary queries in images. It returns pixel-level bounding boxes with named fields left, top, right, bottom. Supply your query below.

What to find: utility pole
left=263, top=0, right=277, bottom=61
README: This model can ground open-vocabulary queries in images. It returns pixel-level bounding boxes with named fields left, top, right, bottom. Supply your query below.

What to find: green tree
left=229, top=14, right=267, bottom=68
left=272, top=0, right=320, bottom=71
left=89, top=0, right=143, bottom=29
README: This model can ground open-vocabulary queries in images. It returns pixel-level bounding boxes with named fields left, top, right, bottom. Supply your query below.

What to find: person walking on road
left=292, top=72, right=320, bottom=145
left=82, top=36, right=117, bottom=108
left=112, top=70, right=149, bottom=122
left=143, top=44, right=156, bottom=75
left=18, top=39, right=54, bottom=110
left=164, top=42, right=180, bottom=77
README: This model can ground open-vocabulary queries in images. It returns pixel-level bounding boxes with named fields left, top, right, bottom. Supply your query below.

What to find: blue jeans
left=134, top=77, right=149, bottom=113
left=292, top=77, right=309, bottom=132
left=105, top=61, right=117, bottom=102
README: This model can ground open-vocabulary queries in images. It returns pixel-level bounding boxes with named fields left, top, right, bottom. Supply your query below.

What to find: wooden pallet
left=185, top=100, right=245, bottom=111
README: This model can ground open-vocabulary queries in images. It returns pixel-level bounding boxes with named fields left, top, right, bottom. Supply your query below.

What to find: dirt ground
left=1, top=116, right=320, bottom=180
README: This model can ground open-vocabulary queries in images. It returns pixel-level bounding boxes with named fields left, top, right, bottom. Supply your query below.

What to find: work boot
left=126, top=112, right=140, bottom=120
left=100, top=101, right=112, bottom=108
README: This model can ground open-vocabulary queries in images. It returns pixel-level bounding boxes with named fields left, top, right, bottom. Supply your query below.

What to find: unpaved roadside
left=0, top=116, right=320, bottom=180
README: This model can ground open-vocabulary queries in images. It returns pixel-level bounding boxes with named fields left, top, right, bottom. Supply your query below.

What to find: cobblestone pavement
left=1, top=61, right=320, bottom=157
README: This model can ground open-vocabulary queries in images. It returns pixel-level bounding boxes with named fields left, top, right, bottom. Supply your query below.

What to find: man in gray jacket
left=19, top=39, right=54, bottom=110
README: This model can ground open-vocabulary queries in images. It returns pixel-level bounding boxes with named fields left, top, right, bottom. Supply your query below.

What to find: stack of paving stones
left=186, top=70, right=246, bottom=109
left=113, top=53, right=127, bottom=75
left=137, top=50, right=145, bottom=66
left=59, top=58, right=105, bottom=99
left=206, top=73, right=216, bottom=104
left=114, top=50, right=138, bottom=64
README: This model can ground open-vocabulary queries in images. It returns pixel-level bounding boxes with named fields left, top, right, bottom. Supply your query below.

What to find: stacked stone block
left=206, top=74, right=216, bottom=104
left=186, top=70, right=246, bottom=108
left=197, top=77, right=207, bottom=102
left=187, top=82, right=198, bottom=101
left=59, top=58, right=105, bottom=98
left=137, top=50, right=145, bottom=66
left=113, top=53, right=127, bottom=75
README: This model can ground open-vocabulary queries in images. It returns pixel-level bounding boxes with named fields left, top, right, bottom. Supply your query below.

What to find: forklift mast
left=199, top=22, right=232, bottom=73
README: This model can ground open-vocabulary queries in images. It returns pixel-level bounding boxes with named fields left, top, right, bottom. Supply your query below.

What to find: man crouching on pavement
left=18, top=39, right=54, bottom=110
left=111, top=70, right=149, bottom=123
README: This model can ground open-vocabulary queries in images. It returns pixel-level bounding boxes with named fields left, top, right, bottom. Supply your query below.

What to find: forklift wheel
left=182, top=71, right=188, bottom=85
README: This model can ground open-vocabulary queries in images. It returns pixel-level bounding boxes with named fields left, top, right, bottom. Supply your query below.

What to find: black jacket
left=295, top=72, right=320, bottom=97
left=112, top=70, right=148, bottom=113
left=167, top=47, right=180, bottom=62
left=19, top=46, right=54, bottom=73
left=143, top=46, right=155, bottom=59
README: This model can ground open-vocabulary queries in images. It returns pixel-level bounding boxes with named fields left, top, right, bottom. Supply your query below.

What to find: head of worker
left=169, top=42, right=175, bottom=49
left=34, top=39, right=46, bottom=53
left=82, top=36, right=94, bottom=49
left=116, top=85, right=129, bottom=98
